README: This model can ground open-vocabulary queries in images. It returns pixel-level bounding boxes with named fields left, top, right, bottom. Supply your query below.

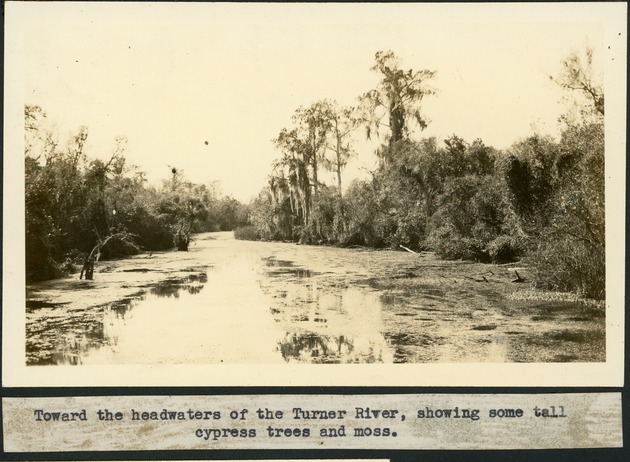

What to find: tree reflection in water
left=262, top=257, right=396, bottom=363
left=278, top=332, right=388, bottom=363
left=26, top=274, right=206, bottom=365
left=149, top=274, right=208, bottom=298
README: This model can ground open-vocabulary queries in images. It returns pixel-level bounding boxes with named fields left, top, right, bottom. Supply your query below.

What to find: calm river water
left=26, top=232, right=605, bottom=365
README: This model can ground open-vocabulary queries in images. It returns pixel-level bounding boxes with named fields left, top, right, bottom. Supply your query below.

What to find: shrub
left=503, top=134, right=559, bottom=231
left=234, top=225, right=260, bottom=241
left=343, top=179, right=390, bottom=248
left=487, top=235, right=525, bottom=263
left=528, top=237, right=605, bottom=299
left=426, top=175, right=517, bottom=262
left=525, top=122, right=605, bottom=299
left=120, top=204, right=174, bottom=251
left=427, top=224, right=487, bottom=261
left=58, top=249, right=87, bottom=275
left=99, top=234, right=140, bottom=259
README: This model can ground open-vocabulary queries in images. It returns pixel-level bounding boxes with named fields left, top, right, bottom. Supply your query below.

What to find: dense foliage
left=26, top=48, right=605, bottom=300
left=238, top=49, right=605, bottom=299
left=25, top=106, right=247, bottom=282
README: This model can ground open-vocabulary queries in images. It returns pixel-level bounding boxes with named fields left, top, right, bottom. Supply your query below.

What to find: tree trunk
left=79, top=231, right=134, bottom=280
left=80, top=257, right=95, bottom=280
left=389, top=103, right=405, bottom=145
left=312, top=153, right=319, bottom=201
left=336, top=128, right=343, bottom=196
left=174, top=226, right=190, bottom=251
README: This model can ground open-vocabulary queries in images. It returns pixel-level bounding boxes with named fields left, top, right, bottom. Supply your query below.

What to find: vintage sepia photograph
left=3, top=2, right=626, bottom=386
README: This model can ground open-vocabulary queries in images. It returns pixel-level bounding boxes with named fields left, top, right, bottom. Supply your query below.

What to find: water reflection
left=27, top=275, right=206, bottom=365
left=263, top=258, right=396, bottom=363
left=77, top=255, right=286, bottom=365
left=109, top=298, right=137, bottom=319
left=149, top=274, right=208, bottom=298
left=263, top=256, right=315, bottom=278
left=26, top=306, right=109, bottom=365
left=279, top=333, right=391, bottom=364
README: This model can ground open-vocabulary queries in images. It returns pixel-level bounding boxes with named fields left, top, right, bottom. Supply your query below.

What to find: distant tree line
left=236, top=49, right=605, bottom=299
left=25, top=106, right=248, bottom=282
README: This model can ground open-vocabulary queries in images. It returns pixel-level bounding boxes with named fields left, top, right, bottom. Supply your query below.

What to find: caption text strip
left=3, top=393, right=622, bottom=451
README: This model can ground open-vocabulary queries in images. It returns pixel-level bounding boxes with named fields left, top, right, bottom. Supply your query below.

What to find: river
left=25, top=232, right=605, bottom=365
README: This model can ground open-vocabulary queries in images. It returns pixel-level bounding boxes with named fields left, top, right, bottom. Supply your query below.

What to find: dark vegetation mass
left=237, top=49, right=605, bottom=299
left=25, top=109, right=248, bottom=282
left=26, top=49, right=604, bottom=300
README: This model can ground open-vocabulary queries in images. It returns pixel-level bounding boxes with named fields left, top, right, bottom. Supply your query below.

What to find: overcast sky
left=6, top=2, right=621, bottom=202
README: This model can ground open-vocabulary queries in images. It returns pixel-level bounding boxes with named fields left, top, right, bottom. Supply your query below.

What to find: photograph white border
left=3, top=2, right=626, bottom=388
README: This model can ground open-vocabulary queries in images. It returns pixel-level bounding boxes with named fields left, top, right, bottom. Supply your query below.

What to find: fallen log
left=80, top=230, right=136, bottom=280
left=465, top=275, right=489, bottom=283
left=399, top=245, right=418, bottom=254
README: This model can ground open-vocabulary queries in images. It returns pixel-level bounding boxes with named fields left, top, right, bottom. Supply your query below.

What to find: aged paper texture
left=2, top=394, right=622, bottom=451
left=2, top=3, right=626, bottom=390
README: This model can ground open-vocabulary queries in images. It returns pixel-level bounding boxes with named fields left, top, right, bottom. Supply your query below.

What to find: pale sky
left=6, top=2, right=622, bottom=202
